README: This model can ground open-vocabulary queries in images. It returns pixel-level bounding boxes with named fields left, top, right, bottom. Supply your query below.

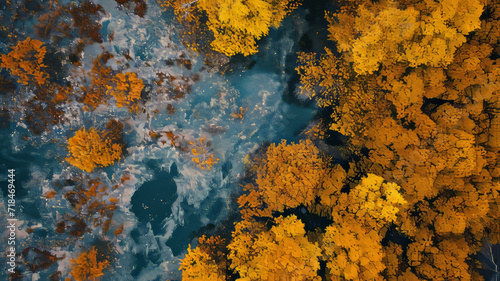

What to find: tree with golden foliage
left=317, top=174, right=406, bottom=280
left=237, top=139, right=342, bottom=219
left=180, top=235, right=229, bottom=281
left=328, top=0, right=483, bottom=75
left=66, top=128, right=123, bottom=173
left=332, top=174, right=406, bottom=231
left=160, top=0, right=299, bottom=56
left=0, top=37, right=49, bottom=85
left=401, top=229, right=477, bottom=280
left=69, top=247, right=110, bottom=281
left=228, top=215, right=321, bottom=281
left=321, top=220, right=386, bottom=281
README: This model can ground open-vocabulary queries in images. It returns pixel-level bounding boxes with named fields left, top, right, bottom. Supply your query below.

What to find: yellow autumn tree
left=315, top=174, right=406, bottom=280
left=160, top=0, right=299, bottom=56
left=228, top=215, right=321, bottom=281
left=0, top=37, right=49, bottom=85
left=338, top=174, right=406, bottom=231
left=66, top=128, right=123, bottom=173
left=69, top=247, right=110, bottom=281
left=180, top=236, right=229, bottom=281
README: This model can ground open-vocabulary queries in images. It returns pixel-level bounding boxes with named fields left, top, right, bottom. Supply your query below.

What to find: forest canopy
left=0, top=0, right=498, bottom=279
left=179, top=0, right=500, bottom=280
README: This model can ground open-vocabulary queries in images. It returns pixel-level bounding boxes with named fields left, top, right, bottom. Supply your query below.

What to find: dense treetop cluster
left=1, top=0, right=499, bottom=279
left=177, top=0, right=500, bottom=280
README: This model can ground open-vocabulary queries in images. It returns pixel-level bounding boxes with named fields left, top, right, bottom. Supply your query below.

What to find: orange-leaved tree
left=228, top=215, right=321, bottom=280
left=237, top=139, right=342, bottom=219
left=80, top=51, right=115, bottom=111
left=321, top=220, right=386, bottom=281
left=0, top=37, right=49, bottom=85
left=180, top=235, right=229, bottom=281
left=328, top=0, right=484, bottom=75
left=107, top=72, right=144, bottom=112
left=69, top=247, right=110, bottom=281
left=66, top=127, right=123, bottom=173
